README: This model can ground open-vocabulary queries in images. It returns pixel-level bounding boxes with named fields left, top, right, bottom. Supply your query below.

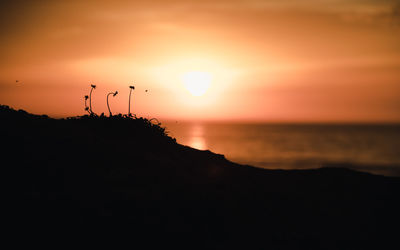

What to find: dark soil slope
left=1, top=105, right=399, bottom=249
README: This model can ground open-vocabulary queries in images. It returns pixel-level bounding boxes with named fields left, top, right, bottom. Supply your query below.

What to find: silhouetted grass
left=67, top=112, right=174, bottom=143
left=0, top=104, right=173, bottom=142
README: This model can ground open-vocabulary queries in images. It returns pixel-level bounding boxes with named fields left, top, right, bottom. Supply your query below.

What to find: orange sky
left=0, top=0, right=399, bottom=122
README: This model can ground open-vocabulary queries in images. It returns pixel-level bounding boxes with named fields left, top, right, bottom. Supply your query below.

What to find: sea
left=163, top=122, right=400, bottom=177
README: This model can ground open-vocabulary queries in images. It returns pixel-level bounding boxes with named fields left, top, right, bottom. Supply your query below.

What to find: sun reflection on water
left=189, top=136, right=207, bottom=150
left=188, top=124, right=207, bottom=150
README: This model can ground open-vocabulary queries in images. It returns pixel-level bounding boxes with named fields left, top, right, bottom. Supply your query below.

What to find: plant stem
left=129, top=88, right=132, bottom=116
left=107, top=92, right=113, bottom=117
left=89, top=87, right=94, bottom=114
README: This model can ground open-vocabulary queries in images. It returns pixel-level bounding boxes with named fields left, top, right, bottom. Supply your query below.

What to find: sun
left=182, top=71, right=212, bottom=96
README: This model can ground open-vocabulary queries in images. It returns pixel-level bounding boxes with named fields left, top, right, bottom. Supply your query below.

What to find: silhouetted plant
left=128, top=85, right=135, bottom=117
left=149, top=118, right=161, bottom=126
left=84, top=95, right=90, bottom=114
left=107, top=91, right=118, bottom=116
left=89, top=84, right=96, bottom=115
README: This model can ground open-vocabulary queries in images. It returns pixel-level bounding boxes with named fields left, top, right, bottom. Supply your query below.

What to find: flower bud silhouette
left=84, top=95, right=90, bottom=114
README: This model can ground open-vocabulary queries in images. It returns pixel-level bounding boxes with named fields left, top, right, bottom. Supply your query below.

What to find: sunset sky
left=0, top=0, right=399, bottom=122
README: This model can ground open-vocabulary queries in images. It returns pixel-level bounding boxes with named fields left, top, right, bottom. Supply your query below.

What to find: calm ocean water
left=163, top=122, right=400, bottom=176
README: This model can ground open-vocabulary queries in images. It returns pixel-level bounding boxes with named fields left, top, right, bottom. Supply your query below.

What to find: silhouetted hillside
left=1, top=105, right=399, bottom=249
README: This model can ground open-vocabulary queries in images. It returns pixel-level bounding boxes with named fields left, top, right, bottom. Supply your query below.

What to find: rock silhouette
left=1, top=105, right=399, bottom=249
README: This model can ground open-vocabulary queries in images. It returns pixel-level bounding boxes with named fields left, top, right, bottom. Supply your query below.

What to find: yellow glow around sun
left=182, top=71, right=212, bottom=96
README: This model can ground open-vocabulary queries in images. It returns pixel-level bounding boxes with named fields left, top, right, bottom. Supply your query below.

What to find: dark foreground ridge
left=1, top=105, right=399, bottom=249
